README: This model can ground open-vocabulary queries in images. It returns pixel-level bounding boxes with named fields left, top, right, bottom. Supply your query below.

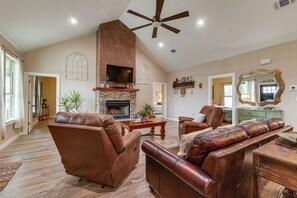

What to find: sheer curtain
left=14, top=59, right=25, bottom=129
left=0, top=48, right=6, bottom=139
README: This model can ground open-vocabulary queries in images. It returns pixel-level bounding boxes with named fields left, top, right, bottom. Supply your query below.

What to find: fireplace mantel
left=93, top=87, right=139, bottom=92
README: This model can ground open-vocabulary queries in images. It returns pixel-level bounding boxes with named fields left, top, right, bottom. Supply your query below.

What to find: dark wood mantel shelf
left=93, top=87, right=140, bottom=92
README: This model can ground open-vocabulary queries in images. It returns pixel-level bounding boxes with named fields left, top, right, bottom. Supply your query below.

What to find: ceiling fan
left=127, top=0, right=189, bottom=38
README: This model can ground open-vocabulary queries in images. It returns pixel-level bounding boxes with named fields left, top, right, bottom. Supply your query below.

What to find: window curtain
left=0, top=48, right=6, bottom=139
left=14, top=59, right=25, bottom=129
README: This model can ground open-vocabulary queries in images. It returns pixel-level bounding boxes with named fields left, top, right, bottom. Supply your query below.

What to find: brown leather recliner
left=179, top=105, right=225, bottom=137
left=48, top=112, right=141, bottom=188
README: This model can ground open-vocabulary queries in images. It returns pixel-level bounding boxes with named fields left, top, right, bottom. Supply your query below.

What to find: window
left=223, top=84, right=232, bottom=108
left=5, top=54, right=16, bottom=120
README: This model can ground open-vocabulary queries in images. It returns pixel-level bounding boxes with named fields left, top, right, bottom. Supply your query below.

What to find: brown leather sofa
left=142, top=118, right=293, bottom=198
left=48, top=112, right=141, bottom=188
left=179, top=105, right=225, bottom=138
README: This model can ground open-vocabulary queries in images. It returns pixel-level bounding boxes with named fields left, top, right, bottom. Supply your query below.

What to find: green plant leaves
left=59, top=90, right=84, bottom=112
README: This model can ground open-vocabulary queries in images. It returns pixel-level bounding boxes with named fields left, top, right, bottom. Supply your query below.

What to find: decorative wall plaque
left=136, top=64, right=149, bottom=85
left=65, top=52, right=88, bottom=81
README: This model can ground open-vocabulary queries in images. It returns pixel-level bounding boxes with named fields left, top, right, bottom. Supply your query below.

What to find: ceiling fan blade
left=161, top=11, right=189, bottom=22
left=161, top=23, right=180, bottom=34
left=127, top=10, right=153, bottom=22
left=131, top=23, right=152, bottom=31
left=155, top=0, right=165, bottom=20
left=152, top=27, right=158, bottom=38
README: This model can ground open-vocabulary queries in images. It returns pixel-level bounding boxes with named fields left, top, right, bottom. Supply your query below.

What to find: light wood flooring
left=0, top=120, right=285, bottom=197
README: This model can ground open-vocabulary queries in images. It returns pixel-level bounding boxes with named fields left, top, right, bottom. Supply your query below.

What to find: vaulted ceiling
left=1, top=0, right=297, bottom=72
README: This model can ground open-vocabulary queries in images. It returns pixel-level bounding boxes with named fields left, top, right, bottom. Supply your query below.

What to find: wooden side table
left=39, top=106, right=50, bottom=121
left=253, top=138, right=297, bottom=198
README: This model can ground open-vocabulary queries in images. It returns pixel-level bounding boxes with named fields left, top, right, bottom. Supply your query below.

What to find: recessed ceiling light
left=158, top=42, right=164, bottom=48
left=70, top=18, right=77, bottom=25
left=197, top=19, right=204, bottom=26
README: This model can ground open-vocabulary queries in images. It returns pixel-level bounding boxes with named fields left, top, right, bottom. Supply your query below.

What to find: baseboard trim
left=0, top=133, right=21, bottom=151
left=166, top=117, right=178, bottom=122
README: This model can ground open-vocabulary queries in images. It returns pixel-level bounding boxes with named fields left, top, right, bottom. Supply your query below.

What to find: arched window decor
left=136, top=64, right=150, bottom=85
left=65, top=52, right=88, bottom=81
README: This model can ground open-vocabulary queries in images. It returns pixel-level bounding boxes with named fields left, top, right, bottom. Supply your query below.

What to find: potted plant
left=137, top=109, right=148, bottom=121
left=59, top=90, right=85, bottom=112
left=143, top=104, right=156, bottom=118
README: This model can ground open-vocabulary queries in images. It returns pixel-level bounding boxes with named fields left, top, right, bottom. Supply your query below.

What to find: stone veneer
left=95, top=90, right=136, bottom=118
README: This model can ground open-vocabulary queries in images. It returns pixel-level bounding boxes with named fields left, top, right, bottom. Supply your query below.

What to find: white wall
left=24, top=33, right=97, bottom=113
left=167, top=39, right=297, bottom=129
left=136, top=48, right=167, bottom=111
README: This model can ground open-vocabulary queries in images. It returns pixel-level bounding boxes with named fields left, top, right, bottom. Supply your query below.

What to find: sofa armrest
left=142, top=140, right=217, bottom=197
left=183, top=121, right=209, bottom=128
left=179, top=116, right=194, bottom=123
left=123, top=131, right=141, bottom=149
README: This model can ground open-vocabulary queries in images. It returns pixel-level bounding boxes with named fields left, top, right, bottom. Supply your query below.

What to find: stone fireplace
left=94, top=20, right=138, bottom=119
left=106, top=100, right=130, bottom=119
left=95, top=89, right=137, bottom=119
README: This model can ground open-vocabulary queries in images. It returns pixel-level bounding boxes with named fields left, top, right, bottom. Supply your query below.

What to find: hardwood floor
left=0, top=120, right=284, bottom=197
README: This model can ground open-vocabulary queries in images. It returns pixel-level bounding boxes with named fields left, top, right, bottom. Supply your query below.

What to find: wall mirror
left=237, top=69, right=285, bottom=106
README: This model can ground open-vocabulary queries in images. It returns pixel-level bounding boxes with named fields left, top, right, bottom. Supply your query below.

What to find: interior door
left=153, top=82, right=167, bottom=118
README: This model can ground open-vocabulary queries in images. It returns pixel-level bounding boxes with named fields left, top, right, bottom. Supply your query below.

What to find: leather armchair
left=48, top=112, right=141, bottom=187
left=179, top=105, right=225, bottom=137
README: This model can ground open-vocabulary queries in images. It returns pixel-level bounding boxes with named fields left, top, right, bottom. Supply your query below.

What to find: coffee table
left=120, top=119, right=167, bottom=139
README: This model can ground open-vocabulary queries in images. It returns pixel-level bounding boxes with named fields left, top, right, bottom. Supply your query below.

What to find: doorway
left=24, top=72, right=60, bottom=134
left=152, top=82, right=167, bottom=118
left=208, top=73, right=236, bottom=125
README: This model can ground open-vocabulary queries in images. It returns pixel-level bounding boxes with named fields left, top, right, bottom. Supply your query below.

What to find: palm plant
left=59, top=90, right=84, bottom=112
left=59, top=95, right=72, bottom=112
left=143, top=104, right=155, bottom=116
left=69, top=90, right=84, bottom=112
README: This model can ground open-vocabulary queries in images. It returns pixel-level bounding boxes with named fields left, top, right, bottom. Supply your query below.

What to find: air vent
left=274, top=0, right=295, bottom=10
left=170, top=49, right=177, bottom=53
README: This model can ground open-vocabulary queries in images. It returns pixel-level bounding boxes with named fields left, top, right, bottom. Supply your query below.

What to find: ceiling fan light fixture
left=153, top=21, right=162, bottom=28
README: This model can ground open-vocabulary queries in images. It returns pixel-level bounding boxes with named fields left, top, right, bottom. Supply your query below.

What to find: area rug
left=0, top=161, right=22, bottom=192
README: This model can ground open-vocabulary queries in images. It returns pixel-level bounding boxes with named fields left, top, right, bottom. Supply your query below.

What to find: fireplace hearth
left=106, top=100, right=130, bottom=119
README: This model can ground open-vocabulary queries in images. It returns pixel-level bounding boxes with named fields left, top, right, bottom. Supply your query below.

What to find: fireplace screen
left=106, top=100, right=130, bottom=119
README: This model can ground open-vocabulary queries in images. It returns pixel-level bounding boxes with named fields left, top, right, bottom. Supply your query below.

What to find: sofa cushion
left=55, top=112, right=124, bottom=153
left=177, top=127, right=213, bottom=158
left=186, top=127, right=248, bottom=166
left=237, top=121, right=269, bottom=137
left=258, top=118, right=285, bottom=130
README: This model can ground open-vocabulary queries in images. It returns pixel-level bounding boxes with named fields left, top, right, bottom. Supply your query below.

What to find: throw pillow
left=177, top=127, right=213, bottom=158
left=193, top=113, right=206, bottom=123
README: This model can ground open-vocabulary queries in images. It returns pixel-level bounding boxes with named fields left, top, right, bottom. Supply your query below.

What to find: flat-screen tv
left=106, top=65, right=133, bottom=83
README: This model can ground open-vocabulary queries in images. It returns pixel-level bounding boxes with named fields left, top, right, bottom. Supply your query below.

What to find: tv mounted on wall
left=106, top=64, right=133, bottom=83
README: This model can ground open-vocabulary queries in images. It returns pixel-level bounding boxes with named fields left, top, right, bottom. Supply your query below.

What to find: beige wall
left=136, top=48, right=167, bottom=111
left=41, top=77, right=56, bottom=116
left=24, top=33, right=97, bottom=113
left=167, top=39, right=297, bottom=129
left=23, top=33, right=166, bottom=114
left=212, top=77, right=232, bottom=106
left=0, top=34, right=23, bottom=146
